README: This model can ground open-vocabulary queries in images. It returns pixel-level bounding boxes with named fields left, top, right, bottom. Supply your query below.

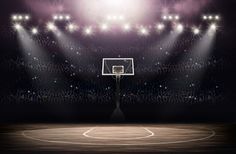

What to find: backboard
left=102, top=58, right=134, bottom=76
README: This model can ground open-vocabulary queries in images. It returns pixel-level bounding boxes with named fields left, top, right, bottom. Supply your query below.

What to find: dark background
left=0, top=0, right=235, bottom=123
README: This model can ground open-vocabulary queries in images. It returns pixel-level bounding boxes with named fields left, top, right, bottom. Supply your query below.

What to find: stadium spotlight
left=208, top=15, right=213, bottom=20
left=65, top=15, right=71, bottom=20
left=210, top=23, right=217, bottom=30
left=31, top=27, right=38, bottom=35
left=12, top=15, right=18, bottom=21
left=66, top=23, right=78, bottom=32
left=215, top=15, right=220, bottom=20
left=139, top=27, right=149, bottom=36
left=168, top=15, right=173, bottom=20
left=157, top=23, right=165, bottom=31
left=175, top=15, right=180, bottom=20
left=193, top=28, right=200, bottom=35
left=25, top=15, right=30, bottom=20
left=53, top=15, right=58, bottom=20
left=162, top=15, right=167, bottom=20
left=203, top=15, right=207, bottom=20
left=14, top=23, right=22, bottom=31
left=100, top=23, right=109, bottom=31
left=84, top=27, right=93, bottom=35
left=46, top=22, right=57, bottom=31
left=176, top=24, right=184, bottom=32
left=18, top=15, right=23, bottom=20
left=59, top=15, right=64, bottom=20
left=123, top=23, right=131, bottom=31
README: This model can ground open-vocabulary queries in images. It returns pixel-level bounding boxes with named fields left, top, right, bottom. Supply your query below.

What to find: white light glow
left=84, top=27, right=93, bottom=35
left=163, top=16, right=167, bottom=20
left=139, top=27, right=149, bottom=36
left=31, top=28, right=38, bottom=35
left=65, top=15, right=71, bottom=20
left=215, top=15, right=220, bottom=20
left=193, top=28, right=200, bottom=35
left=175, top=15, right=179, bottom=20
left=67, top=23, right=78, bottom=32
left=18, top=15, right=23, bottom=20
left=25, top=15, right=30, bottom=20
left=176, top=24, right=184, bottom=32
left=59, top=15, right=64, bottom=20
left=53, top=15, right=58, bottom=20
left=14, top=23, right=22, bottom=30
left=123, top=23, right=131, bottom=31
left=100, top=23, right=109, bottom=31
left=12, top=15, right=17, bottom=20
left=157, top=23, right=165, bottom=30
left=210, top=23, right=217, bottom=30
left=47, top=22, right=57, bottom=31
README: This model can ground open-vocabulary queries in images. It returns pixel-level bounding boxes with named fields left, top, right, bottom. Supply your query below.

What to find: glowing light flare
left=175, top=15, right=180, bottom=20
left=25, top=15, right=30, bottom=20
left=65, top=15, right=71, bottom=20
left=193, top=27, right=200, bottom=35
left=100, top=23, right=109, bottom=31
left=163, top=16, right=167, bottom=20
left=84, top=27, right=93, bottom=35
left=176, top=24, right=184, bottom=33
left=12, top=15, right=18, bottom=20
left=157, top=23, right=165, bottom=31
left=18, top=15, right=23, bottom=20
left=139, top=27, right=149, bottom=36
left=203, top=15, right=207, bottom=20
left=46, top=22, right=57, bottom=31
left=66, top=23, right=78, bottom=32
left=14, top=23, right=22, bottom=30
left=210, top=23, right=217, bottom=31
left=31, top=27, right=38, bottom=35
left=123, top=23, right=131, bottom=31
left=53, top=15, right=58, bottom=20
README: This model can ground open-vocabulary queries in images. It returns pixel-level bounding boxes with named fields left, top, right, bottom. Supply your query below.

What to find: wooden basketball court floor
left=0, top=124, right=236, bottom=153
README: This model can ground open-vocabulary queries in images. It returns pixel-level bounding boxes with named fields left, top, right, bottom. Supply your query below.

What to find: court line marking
left=22, top=127, right=216, bottom=146
left=83, top=127, right=154, bottom=140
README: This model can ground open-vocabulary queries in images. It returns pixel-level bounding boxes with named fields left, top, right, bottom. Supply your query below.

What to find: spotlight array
left=10, top=14, right=221, bottom=36
left=203, top=15, right=220, bottom=21
left=12, top=14, right=30, bottom=21
left=162, top=15, right=180, bottom=21
left=53, top=14, right=71, bottom=21
left=106, top=15, right=125, bottom=21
